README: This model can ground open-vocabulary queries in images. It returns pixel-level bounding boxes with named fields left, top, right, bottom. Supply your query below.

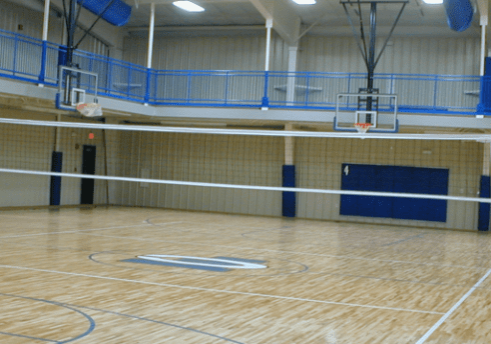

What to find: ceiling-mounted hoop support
left=61, top=0, right=118, bottom=66
left=340, top=0, right=408, bottom=111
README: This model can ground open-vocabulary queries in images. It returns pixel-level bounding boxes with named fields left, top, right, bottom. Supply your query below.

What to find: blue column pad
left=478, top=175, right=490, bottom=231
left=282, top=165, right=296, bottom=218
left=50, top=152, right=63, bottom=206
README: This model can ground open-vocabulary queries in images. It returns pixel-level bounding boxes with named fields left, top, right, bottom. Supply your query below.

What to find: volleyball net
left=0, top=116, right=489, bottom=229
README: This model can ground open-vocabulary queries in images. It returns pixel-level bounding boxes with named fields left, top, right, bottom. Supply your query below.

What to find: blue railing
left=0, top=28, right=482, bottom=114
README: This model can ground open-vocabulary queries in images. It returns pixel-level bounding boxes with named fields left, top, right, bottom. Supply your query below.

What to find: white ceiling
left=124, top=0, right=481, bottom=38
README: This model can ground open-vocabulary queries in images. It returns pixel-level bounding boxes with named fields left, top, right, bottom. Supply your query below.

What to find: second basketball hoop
left=76, top=102, right=103, bottom=117
left=354, top=122, right=372, bottom=134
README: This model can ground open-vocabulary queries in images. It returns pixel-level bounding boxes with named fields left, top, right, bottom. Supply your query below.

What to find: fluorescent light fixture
left=422, top=0, right=443, bottom=4
left=292, top=0, right=316, bottom=4
left=173, top=1, right=205, bottom=12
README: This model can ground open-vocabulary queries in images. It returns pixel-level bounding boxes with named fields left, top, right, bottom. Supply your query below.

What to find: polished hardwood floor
left=0, top=206, right=490, bottom=343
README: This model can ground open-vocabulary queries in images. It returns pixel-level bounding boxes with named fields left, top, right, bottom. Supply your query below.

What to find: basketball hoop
left=76, top=102, right=103, bottom=117
left=354, top=122, right=372, bottom=134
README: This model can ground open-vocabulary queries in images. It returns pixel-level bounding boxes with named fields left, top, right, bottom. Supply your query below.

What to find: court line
left=381, top=234, right=425, bottom=247
left=2, top=239, right=487, bottom=289
left=0, top=292, right=96, bottom=344
left=0, top=264, right=444, bottom=315
left=0, top=221, right=185, bottom=239
left=0, top=292, right=241, bottom=344
left=68, top=304, right=245, bottom=344
left=0, top=331, right=56, bottom=342
left=0, top=224, right=151, bottom=239
left=415, top=267, right=491, bottom=344
left=76, top=232, right=491, bottom=271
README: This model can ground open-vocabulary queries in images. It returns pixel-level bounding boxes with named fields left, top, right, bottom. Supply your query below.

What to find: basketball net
left=76, top=102, right=103, bottom=117
left=354, top=123, right=372, bottom=134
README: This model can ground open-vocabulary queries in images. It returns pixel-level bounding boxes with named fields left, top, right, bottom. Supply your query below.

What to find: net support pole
left=50, top=114, right=63, bottom=206
left=283, top=123, right=296, bottom=217
left=479, top=142, right=491, bottom=231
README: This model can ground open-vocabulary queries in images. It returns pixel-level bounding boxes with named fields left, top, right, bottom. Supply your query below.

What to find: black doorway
left=81, top=145, right=96, bottom=204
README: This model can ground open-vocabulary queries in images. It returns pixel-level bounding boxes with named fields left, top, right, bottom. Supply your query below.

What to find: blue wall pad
left=478, top=175, right=490, bottom=231
left=77, top=0, right=132, bottom=27
left=49, top=151, right=63, bottom=206
left=444, top=0, right=473, bottom=32
left=478, top=74, right=491, bottom=114
left=282, top=165, right=296, bottom=217
left=340, top=164, right=449, bottom=222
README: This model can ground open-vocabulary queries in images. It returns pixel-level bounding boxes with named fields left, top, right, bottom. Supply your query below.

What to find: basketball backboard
left=56, top=66, right=98, bottom=111
left=334, top=93, right=399, bottom=133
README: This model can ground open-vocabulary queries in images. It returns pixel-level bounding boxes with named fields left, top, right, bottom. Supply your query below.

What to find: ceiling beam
left=248, top=0, right=301, bottom=46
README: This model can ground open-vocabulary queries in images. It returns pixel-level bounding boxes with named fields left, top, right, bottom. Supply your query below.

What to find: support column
left=282, top=123, right=296, bottom=217
left=478, top=9, right=489, bottom=113
left=264, top=18, right=273, bottom=72
left=286, top=46, right=298, bottom=106
left=39, top=0, right=51, bottom=85
left=145, top=3, right=155, bottom=105
left=479, top=142, right=491, bottom=231
left=147, top=3, right=155, bottom=69
left=481, top=24, right=487, bottom=77
left=262, top=18, right=273, bottom=109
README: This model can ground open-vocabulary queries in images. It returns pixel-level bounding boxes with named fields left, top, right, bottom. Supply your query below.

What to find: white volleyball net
left=0, top=116, right=489, bottom=229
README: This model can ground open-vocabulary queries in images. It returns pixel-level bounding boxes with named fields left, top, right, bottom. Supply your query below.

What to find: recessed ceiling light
left=422, top=0, right=443, bottom=4
left=173, top=1, right=205, bottom=12
left=292, top=0, right=316, bottom=4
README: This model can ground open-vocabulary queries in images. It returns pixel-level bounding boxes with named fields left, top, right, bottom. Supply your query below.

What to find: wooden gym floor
left=0, top=206, right=491, bottom=344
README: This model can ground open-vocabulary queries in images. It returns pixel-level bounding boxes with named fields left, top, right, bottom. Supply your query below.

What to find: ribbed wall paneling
left=115, top=131, right=283, bottom=216
left=0, top=2, right=44, bottom=40
left=123, top=33, right=289, bottom=71
left=299, top=36, right=480, bottom=75
left=0, top=111, right=55, bottom=207
left=0, top=1, right=109, bottom=56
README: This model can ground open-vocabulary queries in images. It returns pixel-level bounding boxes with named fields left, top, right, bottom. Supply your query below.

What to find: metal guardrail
left=0, top=28, right=482, bottom=114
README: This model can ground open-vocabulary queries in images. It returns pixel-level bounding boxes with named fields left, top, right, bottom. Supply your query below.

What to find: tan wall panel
left=114, top=131, right=283, bottom=216
left=0, top=111, right=54, bottom=207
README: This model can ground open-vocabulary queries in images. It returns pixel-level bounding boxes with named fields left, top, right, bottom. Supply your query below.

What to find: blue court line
left=90, top=252, right=307, bottom=277
left=0, top=331, right=57, bottom=342
left=0, top=293, right=96, bottom=344
left=59, top=303, right=246, bottom=344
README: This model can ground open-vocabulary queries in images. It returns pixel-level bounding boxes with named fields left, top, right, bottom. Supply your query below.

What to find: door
left=81, top=145, right=96, bottom=205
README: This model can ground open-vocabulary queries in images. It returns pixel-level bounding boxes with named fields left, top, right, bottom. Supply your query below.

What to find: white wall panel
left=299, top=36, right=480, bottom=75
left=123, top=34, right=480, bottom=76
left=0, top=1, right=110, bottom=55
left=124, top=33, right=289, bottom=71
